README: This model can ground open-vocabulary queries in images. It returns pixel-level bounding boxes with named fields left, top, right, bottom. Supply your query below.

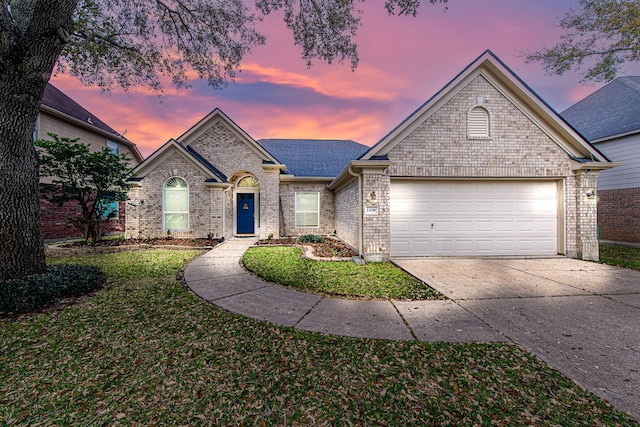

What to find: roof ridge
left=618, top=76, right=640, bottom=93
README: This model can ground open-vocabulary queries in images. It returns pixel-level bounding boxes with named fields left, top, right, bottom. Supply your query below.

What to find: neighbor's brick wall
left=278, top=182, right=335, bottom=236
left=597, top=187, right=640, bottom=244
left=335, top=178, right=359, bottom=252
left=186, top=119, right=280, bottom=238
left=42, top=199, right=126, bottom=240
left=125, top=150, right=223, bottom=239
left=362, top=170, right=391, bottom=262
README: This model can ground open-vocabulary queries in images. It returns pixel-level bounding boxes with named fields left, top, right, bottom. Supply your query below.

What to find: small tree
left=36, top=133, right=133, bottom=242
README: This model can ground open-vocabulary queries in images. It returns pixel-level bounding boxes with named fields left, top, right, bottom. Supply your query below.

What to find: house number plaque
left=365, top=206, right=378, bottom=215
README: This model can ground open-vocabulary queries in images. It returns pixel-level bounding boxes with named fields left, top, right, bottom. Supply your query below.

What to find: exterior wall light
left=586, top=190, right=596, bottom=199
left=367, top=191, right=377, bottom=204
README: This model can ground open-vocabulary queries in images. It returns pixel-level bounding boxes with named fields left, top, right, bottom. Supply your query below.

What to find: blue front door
left=237, top=193, right=255, bottom=234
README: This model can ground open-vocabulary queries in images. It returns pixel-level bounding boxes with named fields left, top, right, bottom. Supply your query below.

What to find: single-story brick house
left=126, top=50, right=615, bottom=261
left=561, top=77, right=640, bottom=245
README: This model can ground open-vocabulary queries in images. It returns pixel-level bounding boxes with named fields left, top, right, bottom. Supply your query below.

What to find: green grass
left=0, top=249, right=636, bottom=426
left=600, top=243, right=640, bottom=271
left=243, top=246, right=441, bottom=300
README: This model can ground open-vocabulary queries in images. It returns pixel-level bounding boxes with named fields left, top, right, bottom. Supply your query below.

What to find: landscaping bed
left=256, top=236, right=358, bottom=259
left=60, top=237, right=220, bottom=248
left=47, top=237, right=220, bottom=258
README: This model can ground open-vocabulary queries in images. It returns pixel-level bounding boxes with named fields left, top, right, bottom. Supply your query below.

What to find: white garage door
left=390, top=181, right=558, bottom=257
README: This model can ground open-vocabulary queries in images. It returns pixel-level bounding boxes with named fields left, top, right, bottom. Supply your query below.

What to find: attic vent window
left=468, top=106, right=490, bottom=139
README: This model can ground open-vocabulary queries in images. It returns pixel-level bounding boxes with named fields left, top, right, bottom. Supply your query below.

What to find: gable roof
left=561, top=77, right=640, bottom=142
left=257, top=139, right=368, bottom=177
left=130, top=139, right=227, bottom=184
left=178, top=108, right=283, bottom=167
left=360, top=50, right=610, bottom=164
left=41, top=83, right=143, bottom=161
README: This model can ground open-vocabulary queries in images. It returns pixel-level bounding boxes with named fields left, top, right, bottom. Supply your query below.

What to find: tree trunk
left=0, top=0, right=78, bottom=280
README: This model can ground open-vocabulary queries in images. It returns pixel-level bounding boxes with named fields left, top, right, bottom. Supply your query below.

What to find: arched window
left=164, top=177, right=188, bottom=231
left=237, top=176, right=259, bottom=187
left=468, top=107, right=490, bottom=139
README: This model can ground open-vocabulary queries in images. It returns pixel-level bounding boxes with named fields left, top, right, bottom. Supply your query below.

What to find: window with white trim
left=468, top=107, right=490, bottom=139
left=107, top=140, right=119, bottom=155
left=295, top=192, right=319, bottom=228
left=164, top=177, right=189, bottom=231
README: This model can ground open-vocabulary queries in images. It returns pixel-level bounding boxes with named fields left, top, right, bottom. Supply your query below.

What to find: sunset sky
left=50, top=1, right=640, bottom=157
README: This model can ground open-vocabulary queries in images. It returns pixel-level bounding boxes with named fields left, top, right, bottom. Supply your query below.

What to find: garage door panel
left=390, top=181, right=558, bottom=257
left=413, top=221, right=432, bottom=232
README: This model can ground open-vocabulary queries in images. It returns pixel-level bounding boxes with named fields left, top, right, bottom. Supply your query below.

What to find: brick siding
left=278, top=182, right=335, bottom=236
left=362, top=74, right=599, bottom=261
left=42, top=199, right=126, bottom=240
left=597, top=187, right=640, bottom=244
left=335, top=178, right=359, bottom=251
left=126, top=118, right=281, bottom=240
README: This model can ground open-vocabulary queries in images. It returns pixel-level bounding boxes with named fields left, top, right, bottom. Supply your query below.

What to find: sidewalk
left=184, top=237, right=505, bottom=342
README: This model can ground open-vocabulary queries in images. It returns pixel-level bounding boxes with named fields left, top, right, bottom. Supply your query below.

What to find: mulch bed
left=60, top=238, right=220, bottom=248
left=256, top=237, right=358, bottom=258
left=50, top=236, right=357, bottom=259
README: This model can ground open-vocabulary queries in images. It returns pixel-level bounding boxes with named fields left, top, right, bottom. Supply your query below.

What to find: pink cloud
left=50, top=0, right=601, bottom=159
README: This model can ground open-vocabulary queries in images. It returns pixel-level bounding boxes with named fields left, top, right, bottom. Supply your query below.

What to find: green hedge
left=0, top=265, right=106, bottom=315
left=297, top=234, right=325, bottom=243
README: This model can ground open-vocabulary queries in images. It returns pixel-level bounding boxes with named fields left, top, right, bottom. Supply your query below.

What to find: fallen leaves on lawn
left=0, top=250, right=635, bottom=426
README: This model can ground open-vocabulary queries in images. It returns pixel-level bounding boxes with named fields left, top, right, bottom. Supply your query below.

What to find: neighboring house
left=126, top=50, right=614, bottom=261
left=561, top=77, right=640, bottom=245
left=38, top=83, right=143, bottom=240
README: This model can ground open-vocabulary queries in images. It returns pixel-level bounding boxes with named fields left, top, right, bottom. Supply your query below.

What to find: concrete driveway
left=393, top=257, right=640, bottom=421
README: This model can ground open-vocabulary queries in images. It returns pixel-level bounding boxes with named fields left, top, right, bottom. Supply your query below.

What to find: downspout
left=347, top=166, right=363, bottom=258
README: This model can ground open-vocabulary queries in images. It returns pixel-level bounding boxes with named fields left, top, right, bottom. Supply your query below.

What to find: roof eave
left=131, top=139, right=225, bottom=182
left=40, top=104, right=143, bottom=162
left=279, top=175, right=335, bottom=182
left=592, top=128, right=640, bottom=144
left=328, top=160, right=391, bottom=190
left=571, top=160, right=621, bottom=171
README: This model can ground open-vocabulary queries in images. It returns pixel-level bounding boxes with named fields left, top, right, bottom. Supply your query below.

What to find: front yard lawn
left=0, top=250, right=636, bottom=425
left=243, top=246, right=441, bottom=300
left=600, top=243, right=640, bottom=271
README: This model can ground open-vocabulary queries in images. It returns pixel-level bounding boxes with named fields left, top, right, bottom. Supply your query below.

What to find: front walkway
left=184, top=238, right=504, bottom=342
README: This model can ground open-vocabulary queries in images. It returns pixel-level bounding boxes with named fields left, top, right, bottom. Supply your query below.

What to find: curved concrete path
left=184, top=237, right=505, bottom=342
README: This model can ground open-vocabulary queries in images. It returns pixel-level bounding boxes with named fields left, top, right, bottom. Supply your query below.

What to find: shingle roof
left=561, top=76, right=640, bottom=141
left=42, top=83, right=121, bottom=137
left=257, top=139, right=368, bottom=177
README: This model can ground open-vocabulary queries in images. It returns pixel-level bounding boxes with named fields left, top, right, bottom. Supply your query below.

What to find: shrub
left=298, top=234, right=325, bottom=244
left=0, top=265, right=106, bottom=315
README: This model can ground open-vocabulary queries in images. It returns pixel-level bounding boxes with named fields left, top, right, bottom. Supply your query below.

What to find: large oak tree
left=0, top=0, right=446, bottom=280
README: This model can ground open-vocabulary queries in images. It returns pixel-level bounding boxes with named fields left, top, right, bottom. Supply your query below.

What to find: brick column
left=576, top=170, right=600, bottom=260
left=361, top=167, right=391, bottom=262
